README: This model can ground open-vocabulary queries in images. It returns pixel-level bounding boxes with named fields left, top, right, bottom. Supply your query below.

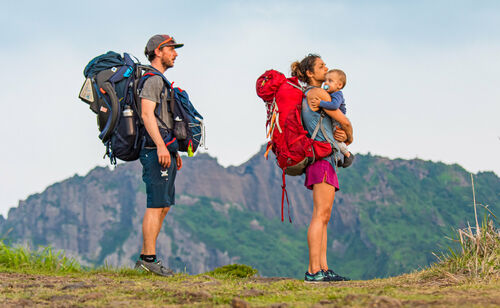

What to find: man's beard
left=161, top=58, right=174, bottom=69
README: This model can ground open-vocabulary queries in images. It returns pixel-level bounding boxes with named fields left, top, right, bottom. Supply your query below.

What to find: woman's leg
left=307, top=181, right=335, bottom=273
left=320, top=223, right=329, bottom=270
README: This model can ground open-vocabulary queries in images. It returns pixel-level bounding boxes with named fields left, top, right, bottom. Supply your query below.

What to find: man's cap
left=145, top=34, right=184, bottom=53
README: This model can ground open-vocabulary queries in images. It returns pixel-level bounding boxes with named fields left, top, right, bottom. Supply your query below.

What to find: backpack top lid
left=84, top=51, right=125, bottom=78
left=256, top=69, right=287, bottom=102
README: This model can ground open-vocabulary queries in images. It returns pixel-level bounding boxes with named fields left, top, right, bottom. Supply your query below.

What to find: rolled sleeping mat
left=98, top=81, right=120, bottom=142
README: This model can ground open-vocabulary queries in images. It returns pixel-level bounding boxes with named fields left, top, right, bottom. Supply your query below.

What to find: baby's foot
left=342, top=152, right=355, bottom=168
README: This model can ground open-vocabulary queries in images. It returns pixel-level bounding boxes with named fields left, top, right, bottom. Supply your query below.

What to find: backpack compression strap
left=281, top=169, right=292, bottom=223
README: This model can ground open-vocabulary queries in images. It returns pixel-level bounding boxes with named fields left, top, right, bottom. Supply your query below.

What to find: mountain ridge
left=1, top=146, right=498, bottom=279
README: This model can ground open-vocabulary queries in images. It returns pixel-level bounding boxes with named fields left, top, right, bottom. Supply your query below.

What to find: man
left=134, top=34, right=184, bottom=276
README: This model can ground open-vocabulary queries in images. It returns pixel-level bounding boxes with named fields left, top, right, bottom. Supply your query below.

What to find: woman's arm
left=306, top=87, right=331, bottom=112
left=323, top=109, right=353, bottom=144
left=306, top=88, right=353, bottom=144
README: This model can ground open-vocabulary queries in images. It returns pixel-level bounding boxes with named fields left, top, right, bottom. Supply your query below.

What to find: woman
left=291, top=54, right=353, bottom=282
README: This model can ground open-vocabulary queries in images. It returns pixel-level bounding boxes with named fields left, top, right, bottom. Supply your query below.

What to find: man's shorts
left=304, top=158, right=339, bottom=191
left=139, top=148, right=177, bottom=208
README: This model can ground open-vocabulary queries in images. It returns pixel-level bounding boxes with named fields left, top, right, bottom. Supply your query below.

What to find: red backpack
left=256, top=70, right=333, bottom=222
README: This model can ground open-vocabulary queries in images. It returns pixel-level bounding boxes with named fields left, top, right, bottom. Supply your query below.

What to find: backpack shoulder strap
left=287, top=81, right=304, bottom=92
left=318, top=112, right=335, bottom=145
left=143, top=67, right=172, bottom=87
left=303, top=85, right=316, bottom=95
left=137, top=67, right=176, bottom=130
left=310, top=111, right=335, bottom=147
left=137, top=65, right=172, bottom=90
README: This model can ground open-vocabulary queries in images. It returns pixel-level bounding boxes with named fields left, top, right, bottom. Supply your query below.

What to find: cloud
left=1, top=1, right=499, bottom=216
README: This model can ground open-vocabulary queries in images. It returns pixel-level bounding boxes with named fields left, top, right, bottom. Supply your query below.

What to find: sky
left=1, top=0, right=499, bottom=217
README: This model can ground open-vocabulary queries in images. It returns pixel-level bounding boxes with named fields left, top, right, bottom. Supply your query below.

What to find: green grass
left=0, top=240, right=81, bottom=273
left=0, top=241, right=148, bottom=276
left=430, top=214, right=500, bottom=280
left=205, top=264, right=258, bottom=278
left=0, top=239, right=498, bottom=307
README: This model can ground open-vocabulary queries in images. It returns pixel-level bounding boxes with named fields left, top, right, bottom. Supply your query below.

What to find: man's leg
left=141, top=206, right=170, bottom=255
left=307, top=181, right=335, bottom=274
left=136, top=205, right=174, bottom=277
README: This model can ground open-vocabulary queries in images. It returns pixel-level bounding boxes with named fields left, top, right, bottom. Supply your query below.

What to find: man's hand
left=310, top=96, right=321, bottom=109
left=334, top=127, right=347, bottom=142
left=176, top=153, right=183, bottom=171
left=157, top=145, right=171, bottom=168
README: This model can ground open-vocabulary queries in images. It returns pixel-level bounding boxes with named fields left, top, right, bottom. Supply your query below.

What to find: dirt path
left=0, top=272, right=499, bottom=307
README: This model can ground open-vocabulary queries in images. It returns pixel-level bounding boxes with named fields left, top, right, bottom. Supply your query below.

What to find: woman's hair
left=290, top=54, right=321, bottom=84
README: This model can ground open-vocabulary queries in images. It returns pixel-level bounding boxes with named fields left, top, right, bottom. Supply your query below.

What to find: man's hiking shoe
left=325, top=269, right=350, bottom=281
left=341, top=152, right=355, bottom=168
left=304, top=270, right=331, bottom=283
left=135, top=259, right=174, bottom=277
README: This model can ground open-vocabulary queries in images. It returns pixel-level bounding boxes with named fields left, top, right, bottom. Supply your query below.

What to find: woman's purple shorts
left=304, top=159, right=339, bottom=191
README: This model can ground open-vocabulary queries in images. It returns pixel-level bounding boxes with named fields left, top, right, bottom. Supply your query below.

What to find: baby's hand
left=310, top=97, right=321, bottom=109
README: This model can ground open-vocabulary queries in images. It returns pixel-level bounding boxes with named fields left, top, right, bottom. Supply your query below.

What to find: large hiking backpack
left=139, top=70, right=205, bottom=157
left=78, top=51, right=150, bottom=163
left=256, top=69, right=334, bottom=221
left=78, top=51, right=205, bottom=163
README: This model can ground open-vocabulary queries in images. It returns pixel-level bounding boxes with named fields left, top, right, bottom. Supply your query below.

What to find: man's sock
left=141, top=254, right=157, bottom=263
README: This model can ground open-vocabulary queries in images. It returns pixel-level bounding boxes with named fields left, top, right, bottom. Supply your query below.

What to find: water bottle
left=122, top=106, right=135, bottom=136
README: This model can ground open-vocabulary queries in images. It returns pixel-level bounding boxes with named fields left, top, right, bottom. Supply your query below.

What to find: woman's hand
left=310, top=96, right=321, bottom=109
left=334, top=127, right=348, bottom=142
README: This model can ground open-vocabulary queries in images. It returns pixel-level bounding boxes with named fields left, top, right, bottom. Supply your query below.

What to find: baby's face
left=323, top=73, right=343, bottom=93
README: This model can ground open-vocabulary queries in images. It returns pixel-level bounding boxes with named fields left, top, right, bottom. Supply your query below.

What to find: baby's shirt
left=319, top=90, right=346, bottom=114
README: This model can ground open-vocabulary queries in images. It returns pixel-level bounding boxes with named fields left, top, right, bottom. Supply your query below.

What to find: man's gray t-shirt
left=139, top=75, right=173, bottom=129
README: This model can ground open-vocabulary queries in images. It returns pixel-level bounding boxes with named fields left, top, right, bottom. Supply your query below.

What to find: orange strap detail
left=264, top=143, right=272, bottom=159
left=156, top=37, right=173, bottom=50
left=267, top=113, right=277, bottom=138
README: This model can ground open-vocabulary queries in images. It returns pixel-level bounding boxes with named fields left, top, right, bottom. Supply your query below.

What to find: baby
left=311, top=69, right=354, bottom=168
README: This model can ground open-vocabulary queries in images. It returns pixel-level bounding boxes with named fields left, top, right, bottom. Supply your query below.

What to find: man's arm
left=141, top=98, right=171, bottom=168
